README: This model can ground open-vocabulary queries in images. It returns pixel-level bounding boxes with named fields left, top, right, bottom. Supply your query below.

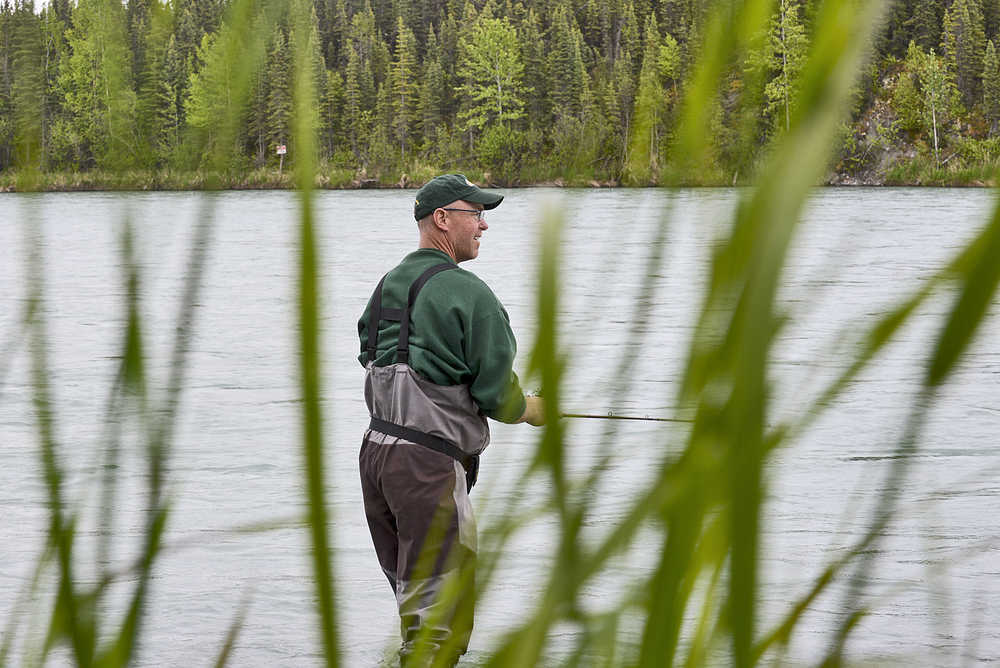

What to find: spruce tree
left=327, top=0, right=351, bottom=68
left=126, top=0, right=151, bottom=91
left=247, top=62, right=270, bottom=165
left=984, top=39, right=1000, bottom=132
left=661, top=0, right=697, bottom=53
left=942, top=0, right=987, bottom=108
left=880, top=0, right=915, bottom=58
left=314, top=0, right=337, bottom=67
left=161, top=34, right=185, bottom=160
left=548, top=2, right=586, bottom=119
left=391, top=16, right=419, bottom=154
left=620, top=0, right=641, bottom=76
left=51, top=0, right=71, bottom=29
left=266, top=30, right=293, bottom=157
left=343, top=45, right=368, bottom=158
left=906, top=0, right=940, bottom=52
left=392, top=0, right=420, bottom=38
left=520, top=9, right=548, bottom=127
left=11, top=0, right=43, bottom=169
left=418, top=28, right=446, bottom=149
left=321, top=68, right=344, bottom=158
left=983, top=0, right=1000, bottom=47
left=0, top=1, right=11, bottom=171
left=135, top=0, right=174, bottom=166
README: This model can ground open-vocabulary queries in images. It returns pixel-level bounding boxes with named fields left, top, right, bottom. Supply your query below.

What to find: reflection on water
left=1, top=188, right=998, bottom=665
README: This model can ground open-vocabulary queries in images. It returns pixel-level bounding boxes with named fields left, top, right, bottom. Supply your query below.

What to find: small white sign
left=276, top=145, right=287, bottom=155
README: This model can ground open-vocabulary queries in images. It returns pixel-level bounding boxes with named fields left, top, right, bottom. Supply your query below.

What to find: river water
left=1, top=188, right=998, bottom=666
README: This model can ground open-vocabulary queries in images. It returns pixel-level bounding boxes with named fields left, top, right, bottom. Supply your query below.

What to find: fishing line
left=561, top=412, right=693, bottom=423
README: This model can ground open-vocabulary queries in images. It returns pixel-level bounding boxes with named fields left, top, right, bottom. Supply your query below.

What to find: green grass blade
left=292, top=0, right=338, bottom=663
left=24, top=197, right=97, bottom=666
left=212, top=589, right=254, bottom=668
left=927, top=201, right=1000, bottom=386
left=95, top=507, right=169, bottom=668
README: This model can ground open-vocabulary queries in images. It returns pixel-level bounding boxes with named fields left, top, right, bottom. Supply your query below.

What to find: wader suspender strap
left=366, top=263, right=480, bottom=486
left=366, top=263, right=456, bottom=363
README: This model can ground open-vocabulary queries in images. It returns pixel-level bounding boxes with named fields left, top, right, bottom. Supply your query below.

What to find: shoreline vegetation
left=6, top=0, right=1000, bottom=193
left=2, top=161, right=999, bottom=193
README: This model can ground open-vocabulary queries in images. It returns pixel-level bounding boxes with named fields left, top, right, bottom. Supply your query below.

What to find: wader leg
left=360, top=437, right=478, bottom=667
left=360, top=438, right=399, bottom=590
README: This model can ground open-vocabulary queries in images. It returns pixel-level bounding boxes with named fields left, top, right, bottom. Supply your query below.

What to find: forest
left=2, top=0, right=1000, bottom=187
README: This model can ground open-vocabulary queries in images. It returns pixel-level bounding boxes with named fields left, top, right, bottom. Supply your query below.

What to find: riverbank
left=0, top=170, right=625, bottom=192
left=1, top=160, right=998, bottom=192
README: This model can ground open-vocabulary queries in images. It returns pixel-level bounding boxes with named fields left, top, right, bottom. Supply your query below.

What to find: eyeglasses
left=442, top=208, right=486, bottom=221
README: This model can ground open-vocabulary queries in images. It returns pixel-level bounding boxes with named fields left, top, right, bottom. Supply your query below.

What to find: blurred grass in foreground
left=5, top=0, right=1000, bottom=666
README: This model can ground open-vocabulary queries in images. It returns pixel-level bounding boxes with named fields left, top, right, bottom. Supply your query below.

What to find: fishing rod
left=561, top=412, right=693, bottom=424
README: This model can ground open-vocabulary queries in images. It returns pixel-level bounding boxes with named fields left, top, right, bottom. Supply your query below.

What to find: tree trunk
left=932, top=102, right=939, bottom=166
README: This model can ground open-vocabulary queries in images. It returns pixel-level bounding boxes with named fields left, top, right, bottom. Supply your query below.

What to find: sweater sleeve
left=464, top=307, right=527, bottom=423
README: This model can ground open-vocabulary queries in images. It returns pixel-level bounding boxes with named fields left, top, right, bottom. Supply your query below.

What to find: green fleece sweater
left=358, top=248, right=527, bottom=423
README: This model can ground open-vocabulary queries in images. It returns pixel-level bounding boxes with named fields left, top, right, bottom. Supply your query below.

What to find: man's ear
left=432, top=208, right=449, bottom=231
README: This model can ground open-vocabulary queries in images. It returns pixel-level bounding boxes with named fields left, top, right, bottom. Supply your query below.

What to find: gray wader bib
left=360, top=263, right=490, bottom=665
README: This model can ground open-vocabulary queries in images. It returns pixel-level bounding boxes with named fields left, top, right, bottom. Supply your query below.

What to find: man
left=357, top=174, right=545, bottom=666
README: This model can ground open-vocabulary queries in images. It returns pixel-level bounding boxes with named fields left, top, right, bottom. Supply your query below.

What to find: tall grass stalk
left=8, top=0, right=1000, bottom=665
left=292, top=0, right=340, bottom=663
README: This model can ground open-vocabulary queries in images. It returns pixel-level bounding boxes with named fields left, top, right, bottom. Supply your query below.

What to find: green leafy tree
left=171, top=0, right=224, bottom=127
left=749, top=0, right=809, bottom=133
left=894, top=41, right=960, bottom=165
left=59, top=0, right=138, bottom=169
left=455, top=15, right=528, bottom=133
left=659, top=29, right=681, bottom=97
left=183, top=33, right=222, bottom=143
left=625, top=11, right=665, bottom=183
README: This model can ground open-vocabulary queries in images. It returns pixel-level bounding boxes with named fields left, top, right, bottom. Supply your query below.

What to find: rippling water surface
left=1, top=188, right=998, bottom=665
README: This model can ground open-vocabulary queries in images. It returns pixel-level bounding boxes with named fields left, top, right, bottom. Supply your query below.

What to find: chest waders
left=365, top=263, right=489, bottom=492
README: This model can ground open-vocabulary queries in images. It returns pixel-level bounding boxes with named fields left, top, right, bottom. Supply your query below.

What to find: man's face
left=444, top=200, right=488, bottom=262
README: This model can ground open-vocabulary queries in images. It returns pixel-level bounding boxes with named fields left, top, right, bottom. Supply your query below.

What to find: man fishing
left=357, top=174, right=545, bottom=666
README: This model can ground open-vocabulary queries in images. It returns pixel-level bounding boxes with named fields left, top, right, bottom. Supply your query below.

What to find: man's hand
left=518, top=395, right=546, bottom=426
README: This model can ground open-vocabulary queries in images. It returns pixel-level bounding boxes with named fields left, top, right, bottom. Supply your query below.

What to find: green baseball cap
left=413, top=174, right=503, bottom=221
